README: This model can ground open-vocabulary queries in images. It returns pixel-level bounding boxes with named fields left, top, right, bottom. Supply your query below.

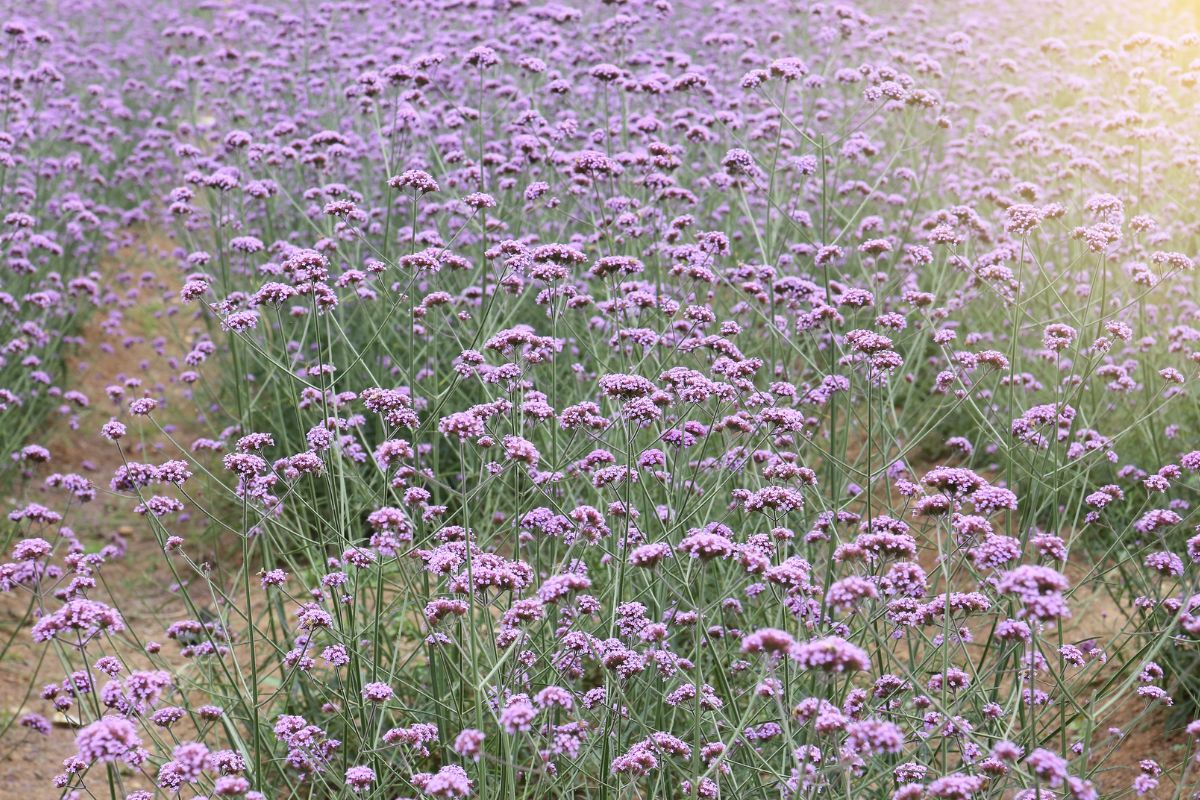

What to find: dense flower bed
left=4, top=0, right=1200, bottom=798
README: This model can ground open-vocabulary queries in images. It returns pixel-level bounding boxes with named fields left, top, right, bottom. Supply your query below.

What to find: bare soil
left=0, top=230, right=201, bottom=796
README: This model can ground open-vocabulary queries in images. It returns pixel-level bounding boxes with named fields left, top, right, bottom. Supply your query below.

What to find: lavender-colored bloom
left=75, top=716, right=143, bottom=764
left=791, top=637, right=871, bottom=673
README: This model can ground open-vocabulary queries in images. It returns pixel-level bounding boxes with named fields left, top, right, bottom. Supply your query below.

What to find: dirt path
left=0, top=229, right=204, bottom=796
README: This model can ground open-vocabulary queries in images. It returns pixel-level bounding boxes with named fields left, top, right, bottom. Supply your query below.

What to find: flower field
left=3, top=0, right=1200, bottom=797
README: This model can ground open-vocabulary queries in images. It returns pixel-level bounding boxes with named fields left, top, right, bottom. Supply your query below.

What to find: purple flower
left=791, top=637, right=871, bottom=673
left=412, top=764, right=473, bottom=797
left=345, top=765, right=376, bottom=794
left=75, top=716, right=143, bottom=765
left=453, top=728, right=485, bottom=761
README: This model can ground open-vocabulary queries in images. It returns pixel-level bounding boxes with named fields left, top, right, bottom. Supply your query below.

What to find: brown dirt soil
left=0, top=229, right=205, bottom=796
